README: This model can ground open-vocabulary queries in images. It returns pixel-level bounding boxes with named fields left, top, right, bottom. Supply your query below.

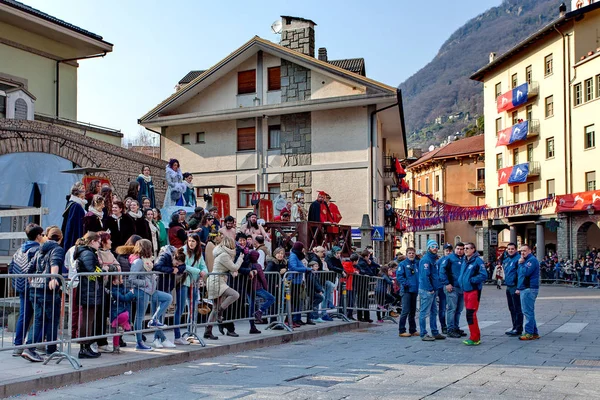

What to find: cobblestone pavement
left=23, top=285, right=600, bottom=400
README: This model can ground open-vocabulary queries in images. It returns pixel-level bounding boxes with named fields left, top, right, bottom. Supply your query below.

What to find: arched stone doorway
left=576, top=221, right=600, bottom=258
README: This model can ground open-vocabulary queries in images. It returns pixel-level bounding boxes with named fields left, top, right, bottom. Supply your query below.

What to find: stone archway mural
left=0, top=119, right=167, bottom=204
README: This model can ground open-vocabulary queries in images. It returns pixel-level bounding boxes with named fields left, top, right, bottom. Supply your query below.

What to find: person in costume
left=62, top=183, right=87, bottom=250
left=137, top=166, right=156, bottom=208
left=182, top=172, right=197, bottom=207
left=308, top=191, right=333, bottom=223
left=290, top=189, right=307, bottom=222
left=325, top=194, right=342, bottom=223
left=164, top=159, right=187, bottom=207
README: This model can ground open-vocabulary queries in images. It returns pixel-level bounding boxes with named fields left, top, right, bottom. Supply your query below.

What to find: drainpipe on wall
left=55, top=52, right=107, bottom=118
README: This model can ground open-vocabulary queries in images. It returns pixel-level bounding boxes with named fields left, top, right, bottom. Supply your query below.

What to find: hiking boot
left=21, top=348, right=44, bottom=362
left=463, top=339, right=481, bottom=346
left=434, top=334, right=446, bottom=340
left=399, top=332, right=411, bottom=337
left=421, top=335, right=436, bottom=341
left=203, top=326, right=218, bottom=340
left=448, top=330, right=462, bottom=338
left=249, top=326, right=261, bottom=334
left=519, top=333, right=535, bottom=341
left=253, top=310, right=263, bottom=324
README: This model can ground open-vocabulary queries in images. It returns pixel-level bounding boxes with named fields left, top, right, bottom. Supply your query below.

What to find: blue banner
left=508, top=162, right=529, bottom=184
left=512, top=83, right=529, bottom=108
left=510, top=120, right=529, bottom=143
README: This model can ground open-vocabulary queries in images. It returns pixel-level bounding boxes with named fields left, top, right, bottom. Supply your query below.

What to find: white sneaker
left=152, top=339, right=163, bottom=349
left=98, top=344, right=114, bottom=353
left=174, top=338, right=190, bottom=345
left=90, top=343, right=99, bottom=353
left=161, top=339, right=176, bottom=348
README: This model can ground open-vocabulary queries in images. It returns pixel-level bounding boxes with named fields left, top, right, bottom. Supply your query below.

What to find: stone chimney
left=489, top=52, right=497, bottom=63
left=280, top=16, right=316, bottom=57
left=318, top=47, right=328, bottom=62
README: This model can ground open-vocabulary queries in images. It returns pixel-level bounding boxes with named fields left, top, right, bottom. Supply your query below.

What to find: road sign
left=351, top=228, right=361, bottom=240
left=371, top=226, right=384, bottom=241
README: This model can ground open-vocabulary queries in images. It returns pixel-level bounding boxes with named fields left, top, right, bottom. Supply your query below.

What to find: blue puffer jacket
left=9, top=241, right=40, bottom=293
left=517, top=254, right=540, bottom=290
left=439, top=253, right=464, bottom=290
left=110, top=285, right=136, bottom=321
left=287, top=250, right=309, bottom=284
left=418, top=251, right=440, bottom=292
left=397, top=257, right=419, bottom=293
left=458, top=255, right=487, bottom=292
left=503, top=252, right=521, bottom=287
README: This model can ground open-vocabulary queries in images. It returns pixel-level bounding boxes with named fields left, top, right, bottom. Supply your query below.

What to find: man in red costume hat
left=326, top=194, right=342, bottom=223
left=308, top=191, right=333, bottom=223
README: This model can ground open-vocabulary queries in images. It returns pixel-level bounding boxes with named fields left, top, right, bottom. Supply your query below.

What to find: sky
left=25, top=0, right=501, bottom=142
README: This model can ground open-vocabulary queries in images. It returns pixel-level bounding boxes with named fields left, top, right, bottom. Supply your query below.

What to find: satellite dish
left=428, top=145, right=435, bottom=152
left=271, top=20, right=282, bottom=34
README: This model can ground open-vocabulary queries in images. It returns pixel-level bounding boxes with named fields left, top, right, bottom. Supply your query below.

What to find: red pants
left=464, top=290, right=481, bottom=341
left=111, top=311, right=131, bottom=347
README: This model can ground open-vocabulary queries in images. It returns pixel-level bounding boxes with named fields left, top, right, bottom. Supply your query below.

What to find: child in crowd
left=306, top=261, right=325, bottom=323
left=375, top=263, right=397, bottom=323
left=342, top=254, right=360, bottom=321
left=248, top=250, right=276, bottom=325
left=110, top=275, right=135, bottom=353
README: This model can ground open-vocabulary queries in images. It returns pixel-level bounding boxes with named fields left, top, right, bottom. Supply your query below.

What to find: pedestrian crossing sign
left=371, top=226, right=384, bottom=241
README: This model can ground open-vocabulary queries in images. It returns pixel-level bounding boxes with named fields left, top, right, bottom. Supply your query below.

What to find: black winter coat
left=153, top=247, right=186, bottom=293
left=74, top=245, right=103, bottom=306
left=105, top=215, right=135, bottom=250
left=325, top=253, right=344, bottom=275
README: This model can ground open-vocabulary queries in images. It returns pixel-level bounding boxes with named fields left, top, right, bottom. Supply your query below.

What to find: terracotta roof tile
left=408, top=134, right=484, bottom=168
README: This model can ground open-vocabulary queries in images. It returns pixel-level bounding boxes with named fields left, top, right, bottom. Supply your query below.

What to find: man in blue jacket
left=440, top=242, right=466, bottom=338
left=418, top=240, right=445, bottom=341
left=502, top=243, right=523, bottom=336
left=397, top=247, right=419, bottom=337
left=458, top=242, right=488, bottom=346
left=435, top=244, right=452, bottom=334
left=517, top=244, right=540, bottom=340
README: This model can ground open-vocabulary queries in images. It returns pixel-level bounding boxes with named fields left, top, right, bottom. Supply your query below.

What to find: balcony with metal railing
left=467, top=180, right=486, bottom=195
left=527, top=161, right=541, bottom=177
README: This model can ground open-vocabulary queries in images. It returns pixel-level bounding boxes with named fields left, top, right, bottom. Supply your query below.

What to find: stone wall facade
left=281, top=60, right=311, bottom=102
left=280, top=112, right=312, bottom=200
left=557, top=213, right=600, bottom=259
left=280, top=26, right=315, bottom=57
left=0, top=118, right=167, bottom=204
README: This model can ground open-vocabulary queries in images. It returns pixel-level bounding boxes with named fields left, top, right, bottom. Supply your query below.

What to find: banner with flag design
left=496, top=120, right=529, bottom=147
left=497, top=83, right=529, bottom=113
left=497, top=163, right=529, bottom=185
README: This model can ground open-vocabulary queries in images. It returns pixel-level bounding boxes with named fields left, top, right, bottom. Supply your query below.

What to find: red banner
left=497, top=91, right=513, bottom=113
left=259, top=199, right=274, bottom=222
left=498, top=167, right=512, bottom=185
left=556, top=190, right=600, bottom=212
left=495, top=127, right=511, bottom=147
left=212, top=192, right=230, bottom=223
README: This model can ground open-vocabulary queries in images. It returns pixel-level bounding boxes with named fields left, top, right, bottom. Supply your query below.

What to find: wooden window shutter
left=237, top=127, right=256, bottom=151
left=238, top=70, right=256, bottom=94
left=268, top=67, right=281, bottom=91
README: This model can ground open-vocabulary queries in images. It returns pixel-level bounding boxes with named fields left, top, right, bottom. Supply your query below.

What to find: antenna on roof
left=271, top=19, right=282, bottom=34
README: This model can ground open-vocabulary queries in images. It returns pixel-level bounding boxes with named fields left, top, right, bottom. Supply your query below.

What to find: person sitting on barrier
left=265, top=247, right=287, bottom=324
left=73, top=231, right=106, bottom=359
left=397, top=247, right=419, bottom=337
left=109, top=275, right=135, bottom=353
left=343, top=253, right=360, bottom=321
left=356, top=250, right=378, bottom=323
left=249, top=250, right=276, bottom=327
left=375, top=263, right=396, bottom=323
left=129, top=239, right=174, bottom=351
left=288, top=241, right=311, bottom=327
left=10, top=223, right=43, bottom=358
left=172, top=234, right=207, bottom=345
left=306, top=261, right=325, bottom=324
left=205, top=236, right=243, bottom=340
left=21, top=227, right=64, bottom=363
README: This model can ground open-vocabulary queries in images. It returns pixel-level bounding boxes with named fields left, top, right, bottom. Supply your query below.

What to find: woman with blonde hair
left=204, top=236, right=243, bottom=340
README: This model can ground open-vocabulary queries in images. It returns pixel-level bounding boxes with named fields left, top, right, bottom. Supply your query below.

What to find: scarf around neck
left=138, top=174, right=152, bottom=183
left=69, top=195, right=87, bottom=208
left=88, top=206, right=103, bottom=220
left=128, top=210, right=142, bottom=220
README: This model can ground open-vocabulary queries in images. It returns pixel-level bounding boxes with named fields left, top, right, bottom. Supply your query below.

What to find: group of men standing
left=395, top=240, right=540, bottom=346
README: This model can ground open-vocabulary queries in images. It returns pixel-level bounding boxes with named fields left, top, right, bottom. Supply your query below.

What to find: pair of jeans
left=399, top=292, right=418, bottom=333
left=418, top=289, right=439, bottom=337
left=464, top=290, right=481, bottom=341
left=174, top=285, right=199, bottom=339
left=309, top=292, right=324, bottom=320
left=29, top=289, right=61, bottom=354
left=345, top=290, right=355, bottom=318
left=444, top=288, right=464, bottom=332
left=14, top=290, right=34, bottom=346
left=437, top=288, right=447, bottom=329
left=255, top=289, right=276, bottom=314
left=505, top=286, right=523, bottom=333
left=134, top=289, right=172, bottom=343
left=320, top=280, right=335, bottom=317
left=520, top=288, right=539, bottom=335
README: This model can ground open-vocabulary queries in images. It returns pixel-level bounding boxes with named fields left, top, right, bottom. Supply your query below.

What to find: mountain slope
left=400, top=0, right=559, bottom=149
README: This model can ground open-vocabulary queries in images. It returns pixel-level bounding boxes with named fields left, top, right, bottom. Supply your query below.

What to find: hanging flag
left=496, top=82, right=529, bottom=113
left=496, top=127, right=511, bottom=147
left=395, top=158, right=406, bottom=180
left=508, top=163, right=529, bottom=184
left=510, top=120, right=529, bottom=143
left=498, top=167, right=512, bottom=185
left=497, top=91, right=513, bottom=113
left=399, top=178, right=410, bottom=193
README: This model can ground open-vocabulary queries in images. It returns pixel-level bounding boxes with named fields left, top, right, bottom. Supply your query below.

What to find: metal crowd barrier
left=345, top=274, right=398, bottom=324
left=0, top=273, right=80, bottom=369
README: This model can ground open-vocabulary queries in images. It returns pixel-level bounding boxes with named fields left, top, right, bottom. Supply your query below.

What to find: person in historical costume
left=62, top=183, right=87, bottom=250
left=325, top=194, right=342, bottom=223
left=164, top=159, right=187, bottom=207
left=182, top=172, right=197, bottom=208
left=290, top=189, right=307, bottom=222
left=137, top=166, right=156, bottom=208
left=308, top=191, right=333, bottom=223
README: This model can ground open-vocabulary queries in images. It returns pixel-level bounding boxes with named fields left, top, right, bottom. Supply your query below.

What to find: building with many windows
left=139, top=16, right=407, bottom=243
left=471, top=1, right=600, bottom=261
left=394, top=135, right=485, bottom=255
